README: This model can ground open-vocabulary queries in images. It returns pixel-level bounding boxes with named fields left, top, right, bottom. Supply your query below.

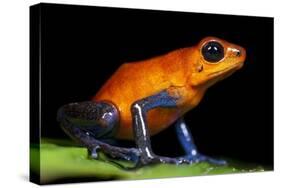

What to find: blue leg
left=131, top=90, right=188, bottom=165
left=175, top=118, right=227, bottom=165
left=57, top=101, right=140, bottom=162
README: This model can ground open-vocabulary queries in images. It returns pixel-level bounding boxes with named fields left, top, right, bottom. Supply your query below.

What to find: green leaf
left=30, top=138, right=267, bottom=184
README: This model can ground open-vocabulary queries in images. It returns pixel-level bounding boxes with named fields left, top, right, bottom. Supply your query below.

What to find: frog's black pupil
left=202, top=41, right=224, bottom=63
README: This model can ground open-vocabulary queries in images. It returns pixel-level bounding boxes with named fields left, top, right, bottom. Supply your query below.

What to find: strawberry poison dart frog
left=57, top=37, right=246, bottom=166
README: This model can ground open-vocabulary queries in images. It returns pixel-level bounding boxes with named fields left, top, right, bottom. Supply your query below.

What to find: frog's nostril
left=235, top=50, right=241, bottom=57
left=229, top=48, right=242, bottom=58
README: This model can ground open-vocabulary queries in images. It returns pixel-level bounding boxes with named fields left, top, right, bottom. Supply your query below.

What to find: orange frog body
left=94, top=37, right=246, bottom=140
left=58, top=37, right=246, bottom=165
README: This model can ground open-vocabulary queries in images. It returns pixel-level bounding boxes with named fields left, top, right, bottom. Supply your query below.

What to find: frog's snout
left=235, top=46, right=246, bottom=70
left=228, top=46, right=246, bottom=58
left=233, top=48, right=241, bottom=57
left=237, top=47, right=246, bottom=59
left=227, top=45, right=246, bottom=70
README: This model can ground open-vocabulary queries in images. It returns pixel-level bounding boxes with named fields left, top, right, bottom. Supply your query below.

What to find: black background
left=36, top=3, right=273, bottom=167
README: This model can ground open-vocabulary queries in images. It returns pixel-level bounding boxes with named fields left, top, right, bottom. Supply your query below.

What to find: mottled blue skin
left=58, top=89, right=225, bottom=166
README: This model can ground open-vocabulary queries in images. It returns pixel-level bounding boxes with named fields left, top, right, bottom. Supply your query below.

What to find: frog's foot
left=87, top=142, right=140, bottom=162
left=60, top=117, right=140, bottom=162
left=139, top=154, right=189, bottom=166
left=175, top=118, right=227, bottom=165
left=183, top=153, right=227, bottom=165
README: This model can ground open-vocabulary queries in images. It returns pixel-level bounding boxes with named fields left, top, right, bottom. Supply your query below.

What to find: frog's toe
left=88, top=145, right=101, bottom=159
left=88, top=143, right=141, bottom=163
left=139, top=155, right=189, bottom=166
left=154, top=156, right=189, bottom=165
left=117, top=149, right=140, bottom=163
left=184, top=153, right=227, bottom=165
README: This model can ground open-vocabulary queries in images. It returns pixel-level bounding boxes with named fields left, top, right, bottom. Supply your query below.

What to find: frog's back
left=93, top=49, right=191, bottom=140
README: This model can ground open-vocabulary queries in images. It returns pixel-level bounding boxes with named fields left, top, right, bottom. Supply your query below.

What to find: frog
left=57, top=36, right=246, bottom=166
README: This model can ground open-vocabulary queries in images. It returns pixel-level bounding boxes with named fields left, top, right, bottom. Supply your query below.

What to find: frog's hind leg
left=175, top=118, right=226, bottom=165
left=57, top=101, right=140, bottom=162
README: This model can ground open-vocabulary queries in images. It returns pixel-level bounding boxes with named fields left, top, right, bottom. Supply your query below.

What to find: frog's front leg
left=175, top=118, right=227, bottom=165
left=131, top=89, right=189, bottom=165
left=57, top=101, right=140, bottom=162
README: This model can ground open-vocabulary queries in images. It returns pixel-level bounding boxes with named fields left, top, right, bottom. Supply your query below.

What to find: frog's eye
left=201, top=41, right=224, bottom=63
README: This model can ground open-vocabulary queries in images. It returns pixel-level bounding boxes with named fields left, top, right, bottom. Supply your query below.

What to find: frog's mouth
left=190, top=61, right=244, bottom=87
left=207, top=62, right=244, bottom=80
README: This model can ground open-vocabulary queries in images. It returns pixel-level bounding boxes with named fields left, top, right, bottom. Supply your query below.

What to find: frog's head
left=189, top=36, right=246, bottom=88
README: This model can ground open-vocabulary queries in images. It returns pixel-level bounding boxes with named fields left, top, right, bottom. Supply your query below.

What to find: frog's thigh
left=57, top=101, right=139, bottom=161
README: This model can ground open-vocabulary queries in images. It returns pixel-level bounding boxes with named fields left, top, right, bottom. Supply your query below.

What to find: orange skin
left=93, top=37, right=246, bottom=140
